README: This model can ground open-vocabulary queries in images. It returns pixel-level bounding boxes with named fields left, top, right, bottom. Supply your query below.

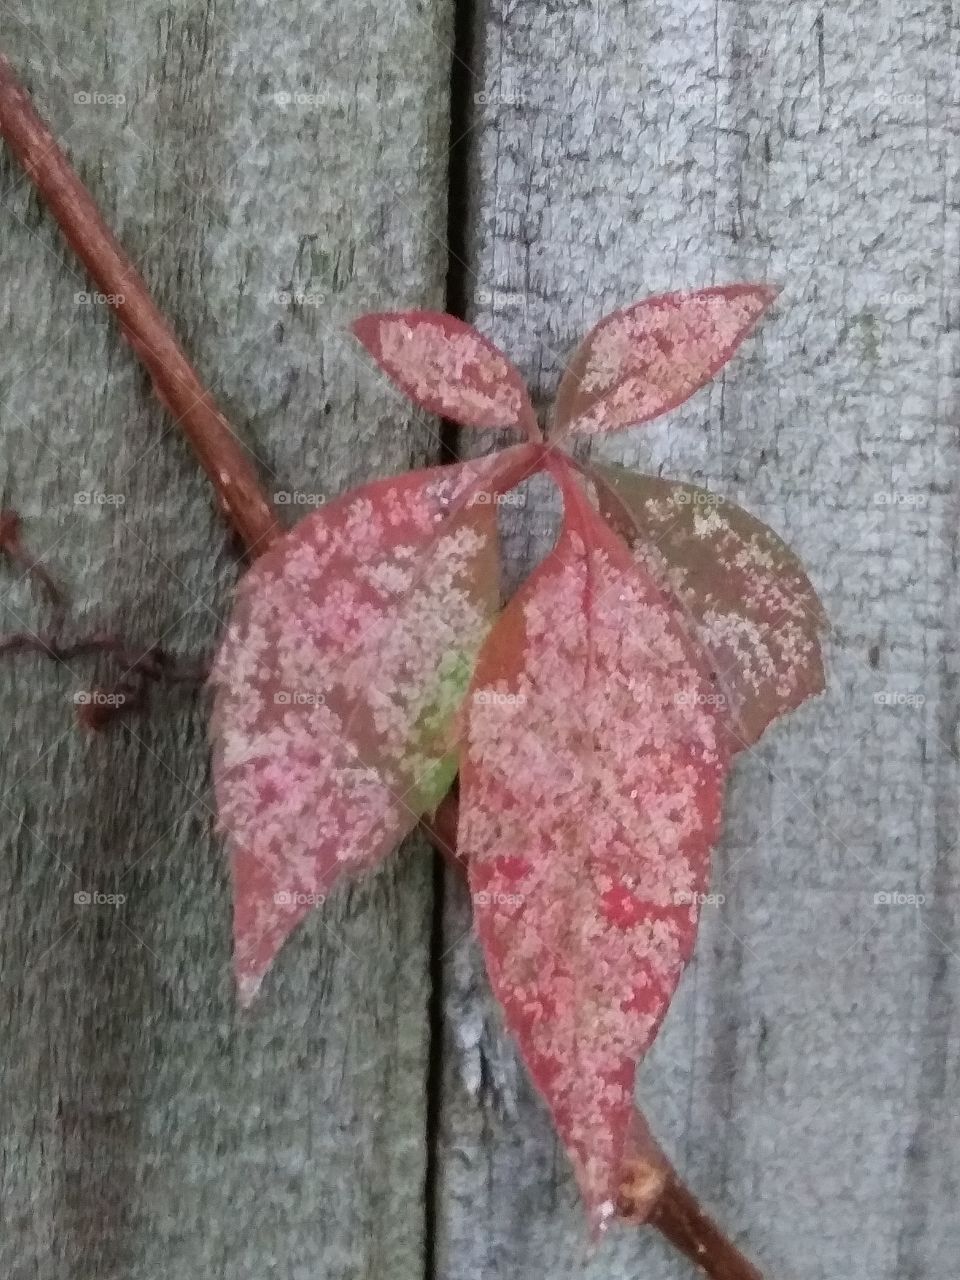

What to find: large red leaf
left=552, top=285, right=777, bottom=436
left=211, top=445, right=539, bottom=1003
left=459, top=473, right=728, bottom=1224
left=591, top=463, right=826, bottom=750
left=352, top=310, right=538, bottom=434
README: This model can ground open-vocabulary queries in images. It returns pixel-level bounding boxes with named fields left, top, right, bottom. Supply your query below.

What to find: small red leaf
left=553, top=284, right=777, bottom=436
left=352, top=310, right=538, bottom=434
left=591, top=463, right=826, bottom=750
left=211, top=446, right=540, bottom=1003
left=459, top=473, right=727, bottom=1223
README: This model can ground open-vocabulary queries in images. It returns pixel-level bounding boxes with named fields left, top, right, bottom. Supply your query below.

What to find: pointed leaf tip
left=236, top=970, right=264, bottom=1009
left=352, top=310, right=537, bottom=433
left=212, top=451, right=543, bottom=998
left=553, top=283, right=778, bottom=437
left=460, top=494, right=728, bottom=1221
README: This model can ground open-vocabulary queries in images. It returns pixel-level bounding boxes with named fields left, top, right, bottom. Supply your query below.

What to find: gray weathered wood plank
left=0, top=3, right=454, bottom=1277
left=439, top=2, right=960, bottom=1277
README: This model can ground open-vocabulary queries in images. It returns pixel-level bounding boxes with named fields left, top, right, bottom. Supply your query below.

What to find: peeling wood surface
left=2, top=2, right=959, bottom=1279
left=0, top=4, right=452, bottom=1277
left=438, top=2, right=960, bottom=1278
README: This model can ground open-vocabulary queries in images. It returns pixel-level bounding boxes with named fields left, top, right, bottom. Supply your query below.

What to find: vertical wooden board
left=0, top=2, right=452, bottom=1277
left=439, top=1, right=960, bottom=1277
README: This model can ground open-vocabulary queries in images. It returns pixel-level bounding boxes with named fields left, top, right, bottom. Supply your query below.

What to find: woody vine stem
left=0, top=52, right=764, bottom=1280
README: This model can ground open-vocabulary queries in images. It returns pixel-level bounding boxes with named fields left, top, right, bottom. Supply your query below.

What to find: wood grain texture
left=0, top=3, right=453, bottom=1277
left=439, top=2, right=960, bottom=1277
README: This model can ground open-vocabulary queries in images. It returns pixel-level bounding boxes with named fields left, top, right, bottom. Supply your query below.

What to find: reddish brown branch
left=1, top=507, right=66, bottom=620
left=0, top=506, right=208, bottom=727
left=616, top=1117, right=765, bottom=1279
left=0, top=55, right=281, bottom=556
left=647, top=1173, right=765, bottom=1280
left=0, top=629, right=208, bottom=684
left=0, top=52, right=769, bottom=1280
left=0, top=625, right=209, bottom=730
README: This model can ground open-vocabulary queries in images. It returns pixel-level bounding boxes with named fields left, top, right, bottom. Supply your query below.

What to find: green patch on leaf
left=407, top=648, right=478, bottom=815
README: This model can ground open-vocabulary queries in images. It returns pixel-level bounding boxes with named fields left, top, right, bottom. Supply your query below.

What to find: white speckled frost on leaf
left=210, top=448, right=537, bottom=1003
left=458, top=486, right=728, bottom=1223
left=591, top=464, right=826, bottom=750
left=208, top=286, right=824, bottom=1228
left=552, top=284, right=777, bottom=437
left=352, top=310, right=537, bottom=432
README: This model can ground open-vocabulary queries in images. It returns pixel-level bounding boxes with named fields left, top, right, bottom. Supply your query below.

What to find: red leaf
left=459, top=471, right=728, bottom=1223
left=352, top=310, right=538, bottom=434
left=211, top=446, right=540, bottom=1003
left=552, top=284, right=777, bottom=436
left=591, top=463, right=826, bottom=750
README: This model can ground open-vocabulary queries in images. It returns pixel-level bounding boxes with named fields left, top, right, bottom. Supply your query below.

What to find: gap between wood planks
left=423, top=0, right=480, bottom=1271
